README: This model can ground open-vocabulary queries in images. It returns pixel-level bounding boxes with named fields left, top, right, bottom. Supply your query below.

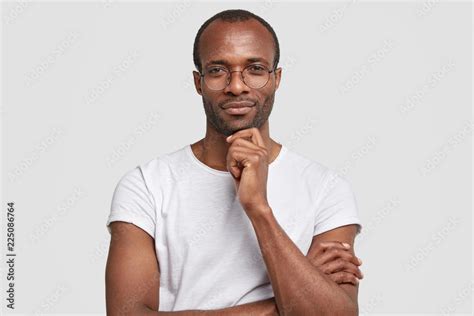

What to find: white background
left=1, top=1, right=472, bottom=314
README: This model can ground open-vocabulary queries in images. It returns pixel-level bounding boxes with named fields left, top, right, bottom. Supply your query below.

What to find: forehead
left=199, top=19, right=275, bottom=67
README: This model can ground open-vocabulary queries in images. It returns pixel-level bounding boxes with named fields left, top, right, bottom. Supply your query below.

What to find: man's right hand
left=306, top=241, right=364, bottom=285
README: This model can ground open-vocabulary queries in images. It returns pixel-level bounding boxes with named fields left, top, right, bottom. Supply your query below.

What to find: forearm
left=249, top=207, right=357, bottom=316
left=140, top=297, right=278, bottom=316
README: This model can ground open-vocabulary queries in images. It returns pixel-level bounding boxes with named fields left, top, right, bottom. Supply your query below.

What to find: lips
left=224, top=107, right=254, bottom=115
left=222, top=101, right=255, bottom=109
left=221, top=100, right=255, bottom=115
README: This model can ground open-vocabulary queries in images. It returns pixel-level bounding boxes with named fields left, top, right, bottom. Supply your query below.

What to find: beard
left=201, top=92, right=275, bottom=137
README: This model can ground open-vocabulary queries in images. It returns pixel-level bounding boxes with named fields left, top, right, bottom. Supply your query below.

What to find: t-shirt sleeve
left=313, top=170, right=362, bottom=236
left=106, top=166, right=157, bottom=238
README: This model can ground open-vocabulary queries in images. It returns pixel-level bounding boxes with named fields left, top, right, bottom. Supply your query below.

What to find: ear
left=274, top=67, right=282, bottom=90
left=193, top=70, right=203, bottom=95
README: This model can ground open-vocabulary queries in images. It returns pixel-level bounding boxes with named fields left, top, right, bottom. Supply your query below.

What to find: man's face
left=193, top=19, right=282, bottom=137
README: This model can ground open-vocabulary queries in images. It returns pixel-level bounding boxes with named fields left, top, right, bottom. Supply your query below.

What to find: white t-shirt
left=106, top=143, right=362, bottom=311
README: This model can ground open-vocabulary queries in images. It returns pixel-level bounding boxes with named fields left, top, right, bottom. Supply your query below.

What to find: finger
left=226, top=149, right=259, bottom=179
left=323, top=248, right=361, bottom=266
left=318, top=241, right=352, bottom=251
left=230, top=137, right=266, bottom=153
left=313, top=248, right=361, bottom=267
left=226, top=127, right=265, bottom=147
left=329, top=271, right=359, bottom=285
left=325, top=241, right=352, bottom=249
left=307, top=241, right=351, bottom=259
left=321, top=259, right=364, bottom=279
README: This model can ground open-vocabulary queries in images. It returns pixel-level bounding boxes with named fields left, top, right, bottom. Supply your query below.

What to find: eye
left=246, top=64, right=267, bottom=75
left=248, top=65, right=265, bottom=71
left=207, top=67, right=226, bottom=75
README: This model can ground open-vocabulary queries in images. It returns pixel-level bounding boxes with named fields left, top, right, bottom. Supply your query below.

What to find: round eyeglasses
left=200, top=64, right=275, bottom=90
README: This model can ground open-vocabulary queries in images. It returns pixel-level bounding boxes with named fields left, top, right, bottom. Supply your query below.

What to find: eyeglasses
left=200, top=64, right=275, bottom=90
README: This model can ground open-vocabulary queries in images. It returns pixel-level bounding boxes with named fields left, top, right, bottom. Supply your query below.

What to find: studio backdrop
left=1, top=1, right=472, bottom=314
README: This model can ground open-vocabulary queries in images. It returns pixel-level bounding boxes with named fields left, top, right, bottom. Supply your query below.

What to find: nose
left=224, top=70, right=250, bottom=95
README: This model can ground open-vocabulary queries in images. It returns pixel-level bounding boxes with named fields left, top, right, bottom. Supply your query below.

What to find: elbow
left=135, top=304, right=158, bottom=315
left=315, top=296, right=358, bottom=316
left=282, top=300, right=357, bottom=316
left=106, top=303, right=155, bottom=316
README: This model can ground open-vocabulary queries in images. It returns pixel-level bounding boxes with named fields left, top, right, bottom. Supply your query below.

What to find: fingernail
left=360, top=271, right=364, bottom=278
left=226, top=135, right=232, bottom=141
left=358, top=258, right=363, bottom=265
left=342, top=243, right=350, bottom=249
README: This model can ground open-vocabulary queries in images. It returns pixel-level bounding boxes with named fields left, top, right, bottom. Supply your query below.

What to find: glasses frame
left=200, top=64, right=276, bottom=91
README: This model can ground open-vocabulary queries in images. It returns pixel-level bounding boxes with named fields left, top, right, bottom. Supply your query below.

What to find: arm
left=149, top=299, right=278, bottom=316
left=223, top=127, right=361, bottom=315
left=249, top=209, right=360, bottom=316
left=105, top=221, right=279, bottom=316
left=306, top=225, right=361, bottom=311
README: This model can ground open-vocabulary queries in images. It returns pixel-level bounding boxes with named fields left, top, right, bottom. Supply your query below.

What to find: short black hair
left=193, top=9, right=280, bottom=73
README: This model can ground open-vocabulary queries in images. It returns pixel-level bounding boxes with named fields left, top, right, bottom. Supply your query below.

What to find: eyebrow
left=205, top=57, right=270, bottom=68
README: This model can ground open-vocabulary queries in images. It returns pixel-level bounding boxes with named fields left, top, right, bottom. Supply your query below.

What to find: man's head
left=192, top=9, right=282, bottom=137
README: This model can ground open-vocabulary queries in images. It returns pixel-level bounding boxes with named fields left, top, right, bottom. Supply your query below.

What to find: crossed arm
left=106, top=218, right=361, bottom=315
left=248, top=207, right=360, bottom=315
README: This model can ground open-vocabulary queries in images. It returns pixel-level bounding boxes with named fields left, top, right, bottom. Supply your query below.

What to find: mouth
left=222, top=101, right=255, bottom=116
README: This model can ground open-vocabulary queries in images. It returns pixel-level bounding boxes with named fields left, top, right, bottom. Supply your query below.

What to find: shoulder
left=282, top=146, right=356, bottom=200
left=283, top=146, right=332, bottom=184
left=111, top=146, right=187, bottom=206
left=130, top=145, right=189, bottom=186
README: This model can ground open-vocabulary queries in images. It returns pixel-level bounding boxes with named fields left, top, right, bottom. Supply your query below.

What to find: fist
left=226, top=128, right=270, bottom=215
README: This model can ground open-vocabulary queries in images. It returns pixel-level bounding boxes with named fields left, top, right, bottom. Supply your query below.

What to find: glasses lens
left=243, top=65, right=270, bottom=89
left=203, top=67, right=229, bottom=90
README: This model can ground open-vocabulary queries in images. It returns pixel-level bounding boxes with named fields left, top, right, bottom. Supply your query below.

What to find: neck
left=191, top=120, right=281, bottom=172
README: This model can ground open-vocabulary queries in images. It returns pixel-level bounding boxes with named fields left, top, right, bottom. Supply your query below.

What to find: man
left=106, top=9, right=363, bottom=315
